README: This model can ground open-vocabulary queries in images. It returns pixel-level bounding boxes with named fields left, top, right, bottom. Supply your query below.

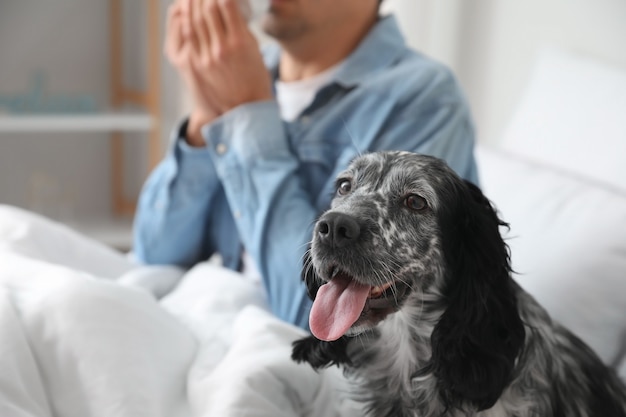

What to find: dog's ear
left=302, top=248, right=323, bottom=301
left=430, top=180, right=525, bottom=411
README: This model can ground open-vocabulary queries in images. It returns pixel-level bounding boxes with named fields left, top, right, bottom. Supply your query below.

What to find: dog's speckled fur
left=292, top=151, right=626, bottom=417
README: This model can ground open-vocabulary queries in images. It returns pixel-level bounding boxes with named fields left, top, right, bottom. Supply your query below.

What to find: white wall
left=381, top=0, right=463, bottom=69
left=383, top=0, right=626, bottom=144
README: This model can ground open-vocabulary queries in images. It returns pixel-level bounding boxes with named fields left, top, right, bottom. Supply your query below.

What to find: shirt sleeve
left=375, top=101, right=478, bottom=185
left=133, top=119, right=223, bottom=268
left=372, top=68, right=479, bottom=185
left=203, top=100, right=314, bottom=329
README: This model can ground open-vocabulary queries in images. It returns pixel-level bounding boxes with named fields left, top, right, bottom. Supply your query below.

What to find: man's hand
left=164, top=2, right=220, bottom=146
left=164, top=0, right=273, bottom=147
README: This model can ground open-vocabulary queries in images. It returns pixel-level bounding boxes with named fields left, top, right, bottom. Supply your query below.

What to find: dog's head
left=305, top=151, right=453, bottom=341
left=304, top=151, right=525, bottom=410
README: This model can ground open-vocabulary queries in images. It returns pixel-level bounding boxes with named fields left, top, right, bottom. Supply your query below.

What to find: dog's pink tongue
left=309, top=275, right=371, bottom=341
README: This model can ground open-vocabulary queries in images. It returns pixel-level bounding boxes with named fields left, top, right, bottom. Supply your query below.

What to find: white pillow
left=476, top=147, right=626, bottom=378
left=501, top=47, right=626, bottom=192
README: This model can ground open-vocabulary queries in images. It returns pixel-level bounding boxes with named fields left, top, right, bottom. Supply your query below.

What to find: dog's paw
left=291, top=335, right=352, bottom=370
left=291, top=338, right=309, bottom=362
left=291, top=336, right=320, bottom=365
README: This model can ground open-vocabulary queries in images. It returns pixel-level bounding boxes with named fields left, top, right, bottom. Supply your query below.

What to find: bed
left=0, top=47, right=625, bottom=416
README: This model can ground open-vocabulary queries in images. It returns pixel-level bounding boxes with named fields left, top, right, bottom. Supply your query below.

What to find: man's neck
left=278, top=14, right=378, bottom=82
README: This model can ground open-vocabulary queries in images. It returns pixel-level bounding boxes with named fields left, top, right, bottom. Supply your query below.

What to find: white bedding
left=0, top=205, right=361, bottom=417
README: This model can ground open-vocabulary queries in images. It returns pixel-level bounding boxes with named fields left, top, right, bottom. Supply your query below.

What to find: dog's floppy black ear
left=430, top=180, right=525, bottom=411
left=302, top=248, right=323, bottom=301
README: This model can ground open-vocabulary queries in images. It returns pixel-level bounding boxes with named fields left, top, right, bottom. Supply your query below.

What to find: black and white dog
left=292, top=151, right=626, bottom=417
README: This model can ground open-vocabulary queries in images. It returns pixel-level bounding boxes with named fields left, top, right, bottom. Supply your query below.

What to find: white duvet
left=0, top=205, right=361, bottom=417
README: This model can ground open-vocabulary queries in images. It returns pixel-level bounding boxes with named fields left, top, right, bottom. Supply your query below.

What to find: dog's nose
left=317, top=212, right=361, bottom=248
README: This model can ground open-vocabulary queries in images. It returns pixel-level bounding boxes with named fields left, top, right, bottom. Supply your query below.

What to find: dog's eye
left=405, top=194, right=427, bottom=211
left=336, top=180, right=352, bottom=196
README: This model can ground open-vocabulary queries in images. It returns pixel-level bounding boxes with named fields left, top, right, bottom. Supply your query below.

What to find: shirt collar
left=263, top=14, right=407, bottom=88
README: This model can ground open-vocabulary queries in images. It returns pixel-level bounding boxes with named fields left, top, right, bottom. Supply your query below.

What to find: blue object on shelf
left=0, top=71, right=97, bottom=114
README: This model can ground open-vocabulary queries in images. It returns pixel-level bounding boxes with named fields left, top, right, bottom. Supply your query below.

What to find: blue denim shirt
left=133, top=15, right=478, bottom=330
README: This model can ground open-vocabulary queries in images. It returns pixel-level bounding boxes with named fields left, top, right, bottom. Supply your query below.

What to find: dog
left=291, top=151, right=626, bottom=417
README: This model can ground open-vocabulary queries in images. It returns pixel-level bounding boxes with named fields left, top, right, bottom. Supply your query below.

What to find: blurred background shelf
left=0, top=111, right=154, bottom=133
left=0, top=0, right=164, bottom=250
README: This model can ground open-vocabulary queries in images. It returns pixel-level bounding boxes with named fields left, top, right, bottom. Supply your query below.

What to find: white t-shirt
left=274, top=62, right=344, bottom=122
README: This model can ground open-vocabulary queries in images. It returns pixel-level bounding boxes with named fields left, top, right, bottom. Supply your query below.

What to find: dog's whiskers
left=297, top=242, right=314, bottom=261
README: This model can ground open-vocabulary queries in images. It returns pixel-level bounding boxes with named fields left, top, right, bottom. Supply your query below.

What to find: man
left=133, top=0, right=478, bottom=330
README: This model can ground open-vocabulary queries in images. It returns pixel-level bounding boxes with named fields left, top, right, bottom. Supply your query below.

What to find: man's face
left=260, top=0, right=364, bottom=41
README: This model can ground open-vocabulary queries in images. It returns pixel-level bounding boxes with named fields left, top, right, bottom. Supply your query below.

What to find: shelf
left=0, top=111, right=154, bottom=133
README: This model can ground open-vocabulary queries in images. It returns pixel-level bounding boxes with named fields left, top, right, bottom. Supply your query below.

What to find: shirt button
left=233, top=210, right=242, bottom=219
left=300, top=115, right=311, bottom=125
left=216, top=143, right=227, bottom=155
